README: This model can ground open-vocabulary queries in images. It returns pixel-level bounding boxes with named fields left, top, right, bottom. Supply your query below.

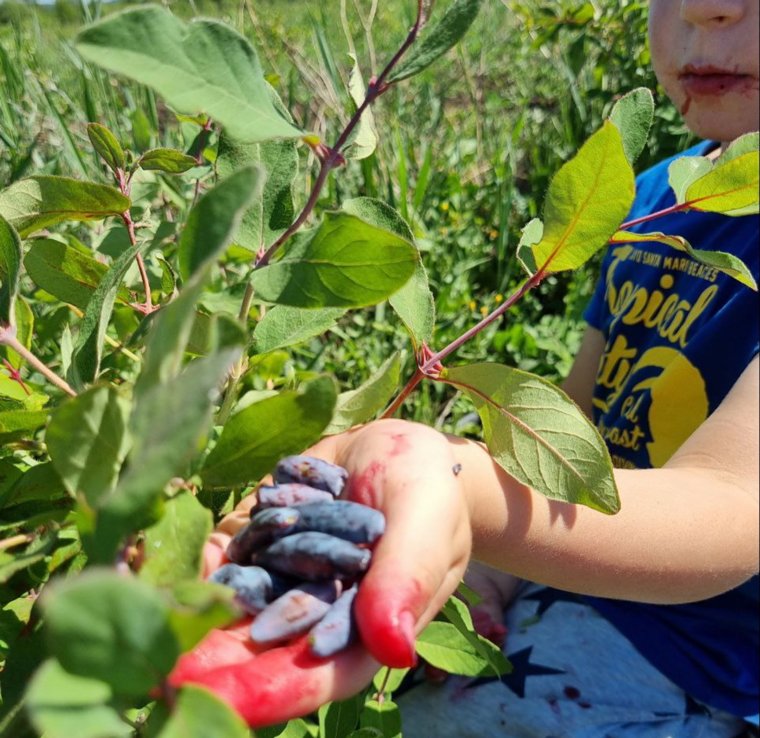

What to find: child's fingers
left=171, top=636, right=379, bottom=728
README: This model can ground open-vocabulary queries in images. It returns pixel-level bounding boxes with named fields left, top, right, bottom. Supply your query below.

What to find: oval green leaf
left=610, top=230, right=757, bottom=291
left=250, top=212, right=417, bottom=309
left=527, top=121, right=635, bottom=274
left=608, top=87, right=654, bottom=165
left=42, top=569, right=181, bottom=696
left=200, top=376, right=337, bottom=488
left=76, top=6, right=304, bottom=144
left=138, top=148, right=198, bottom=174
left=444, top=362, right=620, bottom=514
left=177, top=165, right=264, bottom=282
left=388, top=0, right=484, bottom=83
left=0, top=176, right=130, bottom=237
left=87, top=123, right=126, bottom=175
left=24, top=238, right=132, bottom=310
left=324, top=352, right=402, bottom=435
left=252, top=305, right=346, bottom=354
left=45, top=385, right=132, bottom=507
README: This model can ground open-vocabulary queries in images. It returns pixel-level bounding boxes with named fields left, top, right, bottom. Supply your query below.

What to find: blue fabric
left=582, top=141, right=760, bottom=718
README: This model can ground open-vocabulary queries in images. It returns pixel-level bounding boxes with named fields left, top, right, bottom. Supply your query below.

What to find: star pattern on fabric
left=522, top=587, right=582, bottom=617
left=466, top=646, right=565, bottom=698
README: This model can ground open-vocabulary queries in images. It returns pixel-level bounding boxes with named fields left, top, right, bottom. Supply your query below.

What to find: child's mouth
left=679, top=65, right=757, bottom=97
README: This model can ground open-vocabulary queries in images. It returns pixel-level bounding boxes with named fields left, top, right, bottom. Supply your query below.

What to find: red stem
left=255, top=2, right=430, bottom=269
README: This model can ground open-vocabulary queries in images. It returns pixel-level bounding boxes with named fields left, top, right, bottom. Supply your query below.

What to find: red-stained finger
left=169, top=636, right=379, bottom=728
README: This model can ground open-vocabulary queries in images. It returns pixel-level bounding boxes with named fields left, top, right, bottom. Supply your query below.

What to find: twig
left=0, top=533, right=34, bottom=552
left=0, top=325, right=77, bottom=397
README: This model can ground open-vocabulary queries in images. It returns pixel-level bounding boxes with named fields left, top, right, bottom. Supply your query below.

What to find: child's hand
left=168, top=419, right=472, bottom=727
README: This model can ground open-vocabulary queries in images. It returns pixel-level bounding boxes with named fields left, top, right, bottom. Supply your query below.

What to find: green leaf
left=343, top=54, right=377, bottom=161
left=416, top=621, right=494, bottom=676
left=342, top=197, right=434, bottom=346
left=69, top=237, right=151, bottom=387
left=216, top=93, right=299, bottom=252
left=139, top=491, right=213, bottom=588
left=318, top=694, right=361, bottom=738
left=0, top=176, right=130, bottom=237
left=0, top=409, right=48, bottom=444
left=26, top=659, right=132, bottom=738
left=45, top=385, right=132, bottom=507
left=76, top=6, right=305, bottom=144
left=152, top=685, right=250, bottom=738
left=324, top=352, right=402, bottom=435
left=253, top=305, right=345, bottom=354
left=166, top=581, right=238, bottom=653
left=387, top=0, right=484, bottom=83
left=201, top=376, right=337, bottom=488
left=0, top=216, right=21, bottom=328
left=24, top=239, right=131, bottom=310
left=87, top=123, right=126, bottom=175
left=515, top=217, right=543, bottom=275
left=135, top=281, right=207, bottom=392
left=371, top=667, right=410, bottom=695
left=138, top=148, right=198, bottom=174
left=439, top=595, right=511, bottom=677
left=608, top=87, right=654, bottom=165
left=526, top=121, right=635, bottom=273
left=684, top=148, right=759, bottom=216
left=444, top=362, right=620, bottom=513
left=252, top=212, right=417, bottom=309
left=668, top=155, right=713, bottom=203
left=177, top=165, right=264, bottom=282
left=42, top=569, right=181, bottom=696
left=610, top=230, right=757, bottom=290
left=87, top=347, right=241, bottom=563
left=359, top=700, right=401, bottom=738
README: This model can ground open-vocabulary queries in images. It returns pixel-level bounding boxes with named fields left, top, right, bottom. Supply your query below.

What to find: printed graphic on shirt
left=592, top=244, right=717, bottom=469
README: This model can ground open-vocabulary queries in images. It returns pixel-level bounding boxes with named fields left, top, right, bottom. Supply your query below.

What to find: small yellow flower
left=440, top=202, right=450, bottom=212
left=468, top=300, right=477, bottom=311
left=480, top=306, right=489, bottom=316
left=495, top=294, right=504, bottom=304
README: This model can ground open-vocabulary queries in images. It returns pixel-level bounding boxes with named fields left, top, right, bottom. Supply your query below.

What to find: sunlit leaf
left=200, top=376, right=337, bottom=488
left=24, top=239, right=131, bottom=310
left=610, top=230, right=757, bottom=290
left=444, top=362, right=619, bottom=513
left=138, top=148, right=198, bottom=174
left=76, top=6, right=305, bottom=143
left=344, top=54, right=377, bottom=161
left=0, top=176, right=129, bottom=237
left=525, top=122, right=635, bottom=273
left=251, top=212, right=417, bottom=309
left=324, top=352, right=402, bottom=435
left=685, top=149, right=759, bottom=216
left=87, top=123, right=126, bottom=175
left=252, top=305, right=346, bottom=354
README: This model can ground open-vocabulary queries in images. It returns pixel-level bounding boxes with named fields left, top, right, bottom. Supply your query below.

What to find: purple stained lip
left=679, top=64, right=757, bottom=97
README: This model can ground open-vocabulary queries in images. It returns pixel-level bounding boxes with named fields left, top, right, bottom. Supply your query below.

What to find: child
left=198, top=0, right=759, bottom=733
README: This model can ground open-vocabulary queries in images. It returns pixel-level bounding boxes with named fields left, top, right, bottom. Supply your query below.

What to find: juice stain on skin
left=680, top=95, right=692, bottom=115
left=349, top=460, right=385, bottom=507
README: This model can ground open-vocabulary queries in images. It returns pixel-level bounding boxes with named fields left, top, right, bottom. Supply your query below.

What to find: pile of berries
left=209, top=455, right=385, bottom=658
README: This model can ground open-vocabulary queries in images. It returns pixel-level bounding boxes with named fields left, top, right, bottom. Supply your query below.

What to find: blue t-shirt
left=582, top=141, right=759, bottom=717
